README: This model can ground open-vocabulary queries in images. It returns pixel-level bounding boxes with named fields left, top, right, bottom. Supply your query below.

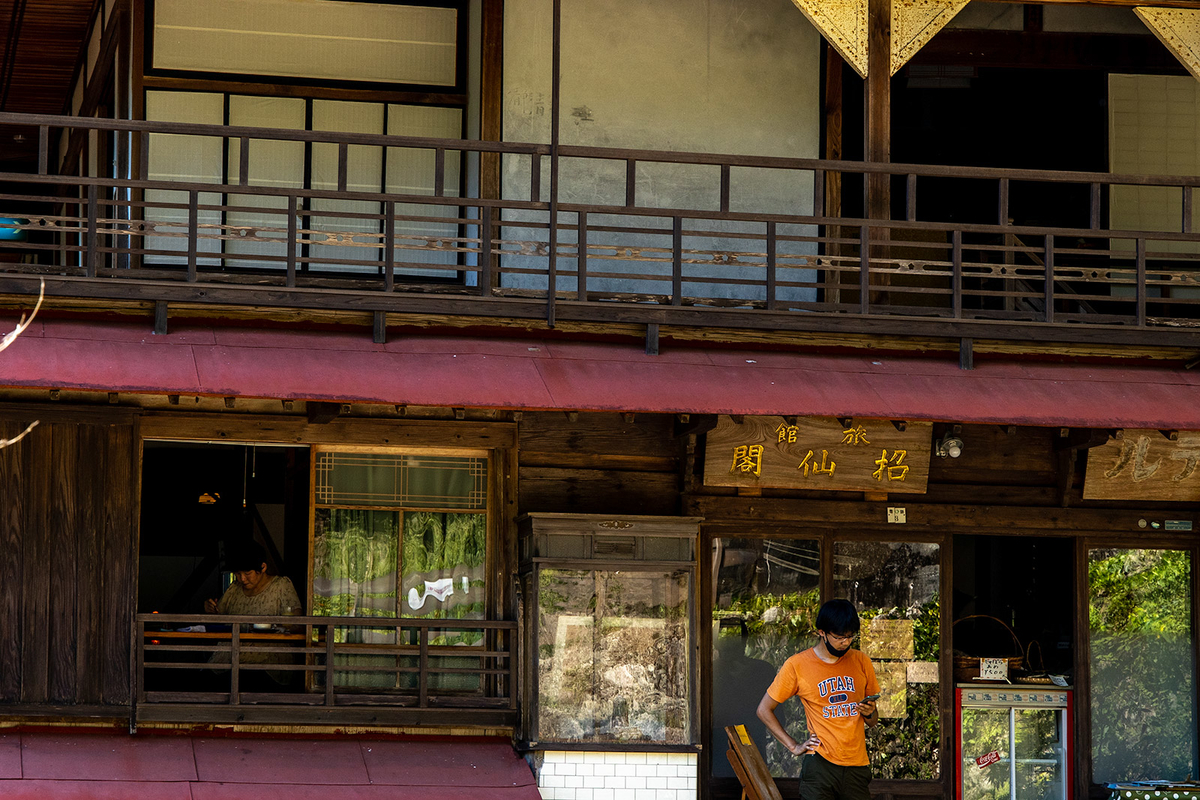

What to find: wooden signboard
left=704, top=416, right=932, bottom=494
left=1084, top=429, right=1200, bottom=501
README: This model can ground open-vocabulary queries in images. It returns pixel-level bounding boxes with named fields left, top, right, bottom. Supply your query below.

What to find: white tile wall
left=536, top=751, right=697, bottom=800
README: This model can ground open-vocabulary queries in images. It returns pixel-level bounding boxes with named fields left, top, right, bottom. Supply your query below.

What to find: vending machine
left=957, top=686, right=1073, bottom=800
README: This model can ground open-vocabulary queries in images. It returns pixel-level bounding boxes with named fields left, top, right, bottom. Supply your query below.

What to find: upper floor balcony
left=3, top=112, right=1200, bottom=356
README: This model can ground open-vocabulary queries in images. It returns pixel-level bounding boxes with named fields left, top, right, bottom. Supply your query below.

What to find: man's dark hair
left=226, top=540, right=269, bottom=574
left=815, top=598, right=860, bottom=636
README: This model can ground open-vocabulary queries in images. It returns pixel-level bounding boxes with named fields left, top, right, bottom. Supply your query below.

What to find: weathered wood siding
left=517, top=412, right=685, bottom=516
left=0, top=406, right=138, bottom=711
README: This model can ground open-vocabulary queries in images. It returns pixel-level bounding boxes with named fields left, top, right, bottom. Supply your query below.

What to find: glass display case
left=517, top=513, right=700, bottom=747
left=957, top=686, right=1072, bottom=800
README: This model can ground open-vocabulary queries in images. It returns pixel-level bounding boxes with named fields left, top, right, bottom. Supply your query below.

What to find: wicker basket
left=953, top=614, right=1024, bottom=682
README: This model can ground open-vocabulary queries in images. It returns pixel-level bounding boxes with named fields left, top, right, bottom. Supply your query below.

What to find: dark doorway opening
left=138, top=442, right=310, bottom=615
left=953, top=534, right=1074, bottom=679
left=891, top=67, right=1108, bottom=229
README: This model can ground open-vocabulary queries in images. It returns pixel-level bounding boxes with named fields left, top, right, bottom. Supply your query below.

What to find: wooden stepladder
left=725, top=724, right=783, bottom=800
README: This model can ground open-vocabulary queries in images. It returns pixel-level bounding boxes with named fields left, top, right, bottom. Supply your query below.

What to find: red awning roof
left=2, top=318, right=1200, bottom=428
left=0, top=731, right=540, bottom=799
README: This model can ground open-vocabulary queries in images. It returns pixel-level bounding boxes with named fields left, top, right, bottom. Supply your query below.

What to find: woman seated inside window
left=205, top=540, right=300, bottom=617
left=205, top=540, right=302, bottom=691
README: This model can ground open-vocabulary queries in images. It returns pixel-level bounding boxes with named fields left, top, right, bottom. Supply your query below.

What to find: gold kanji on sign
left=776, top=423, right=800, bottom=444
left=872, top=449, right=909, bottom=481
left=799, top=449, right=836, bottom=477
left=731, top=445, right=764, bottom=476
left=841, top=425, right=870, bottom=446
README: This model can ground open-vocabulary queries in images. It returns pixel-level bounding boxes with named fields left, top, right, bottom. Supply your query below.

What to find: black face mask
left=823, top=635, right=851, bottom=659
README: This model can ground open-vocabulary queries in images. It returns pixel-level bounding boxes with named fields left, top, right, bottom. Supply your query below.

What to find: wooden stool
left=725, top=724, right=782, bottom=800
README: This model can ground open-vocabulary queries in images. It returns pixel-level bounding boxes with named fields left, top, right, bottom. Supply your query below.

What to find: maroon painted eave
left=0, top=731, right=540, bottom=799
left=2, top=319, right=1200, bottom=428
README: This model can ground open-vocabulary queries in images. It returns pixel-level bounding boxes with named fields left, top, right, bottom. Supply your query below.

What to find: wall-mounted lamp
left=935, top=433, right=964, bottom=458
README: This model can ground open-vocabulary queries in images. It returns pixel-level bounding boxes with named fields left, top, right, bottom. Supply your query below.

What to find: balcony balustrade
left=134, top=612, right=517, bottom=726
left=3, top=113, right=1200, bottom=348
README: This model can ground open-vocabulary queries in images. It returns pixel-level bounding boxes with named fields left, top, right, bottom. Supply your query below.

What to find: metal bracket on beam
left=1160, top=429, right=1179, bottom=441
left=960, top=338, right=974, bottom=370
left=891, top=420, right=907, bottom=432
left=645, top=323, right=659, bottom=356
left=373, top=311, right=387, bottom=344
left=224, top=397, right=236, bottom=409
left=454, top=408, right=466, bottom=420
left=837, top=417, right=852, bottom=429
left=154, top=301, right=169, bottom=335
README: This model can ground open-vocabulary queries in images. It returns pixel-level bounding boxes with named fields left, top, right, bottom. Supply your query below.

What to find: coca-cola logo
left=976, top=751, right=1001, bottom=769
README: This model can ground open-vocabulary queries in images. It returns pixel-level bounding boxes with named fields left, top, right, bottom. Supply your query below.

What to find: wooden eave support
left=1136, top=7, right=1200, bottom=83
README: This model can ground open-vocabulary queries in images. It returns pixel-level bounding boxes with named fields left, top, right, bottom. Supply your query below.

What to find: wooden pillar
left=825, top=44, right=843, bottom=219
left=824, top=43, right=845, bottom=307
left=865, top=0, right=891, bottom=308
left=480, top=0, right=504, bottom=292
left=866, top=0, right=891, bottom=222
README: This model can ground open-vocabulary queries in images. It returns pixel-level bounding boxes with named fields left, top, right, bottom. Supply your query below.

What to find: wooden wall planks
left=0, top=421, right=27, bottom=701
left=517, top=412, right=684, bottom=516
left=0, top=412, right=137, bottom=711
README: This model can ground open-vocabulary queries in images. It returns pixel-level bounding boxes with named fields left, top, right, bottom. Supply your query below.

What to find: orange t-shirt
left=766, top=648, right=880, bottom=767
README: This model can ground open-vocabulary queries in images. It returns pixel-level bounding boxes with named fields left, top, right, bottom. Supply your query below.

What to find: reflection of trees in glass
left=838, top=540, right=941, bottom=781
left=862, top=596, right=941, bottom=780
left=1089, top=548, right=1195, bottom=783
left=538, top=568, right=690, bottom=744
left=961, top=707, right=1011, bottom=800
left=712, top=537, right=821, bottom=778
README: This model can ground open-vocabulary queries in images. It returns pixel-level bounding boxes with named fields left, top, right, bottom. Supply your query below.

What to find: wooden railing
left=133, top=612, right=517, bottom=726
left=4, top=113, right=1200, bottom=349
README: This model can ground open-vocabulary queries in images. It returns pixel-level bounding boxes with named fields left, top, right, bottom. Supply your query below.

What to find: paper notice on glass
left=875, top=661, right=907, bottom=718
left=906, top=661, right=939, bottom=683
left=977, top=658, right=1009, bottom=682
left=862, top=618, right=914, bottom=660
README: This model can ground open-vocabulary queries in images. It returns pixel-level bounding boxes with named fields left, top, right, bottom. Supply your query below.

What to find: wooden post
left=824, top=44, right=844, bottom=308
left=865, top=0, right=891, bottom=308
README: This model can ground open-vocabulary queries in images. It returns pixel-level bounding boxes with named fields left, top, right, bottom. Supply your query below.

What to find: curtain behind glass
left=1089, top=547, right=1196, bottom=782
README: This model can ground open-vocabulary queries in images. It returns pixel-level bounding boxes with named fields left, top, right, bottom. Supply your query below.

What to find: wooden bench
left=725, top=724, right=782, bottom=800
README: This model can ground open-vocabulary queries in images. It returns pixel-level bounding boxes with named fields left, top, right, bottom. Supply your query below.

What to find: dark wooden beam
left=914, top=30, right=1183, bottom=73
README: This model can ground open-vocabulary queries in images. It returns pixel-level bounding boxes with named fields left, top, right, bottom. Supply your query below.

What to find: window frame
left=143, top=0, right=471, bottom=96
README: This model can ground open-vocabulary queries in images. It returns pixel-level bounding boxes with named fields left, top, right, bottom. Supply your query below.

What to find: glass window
left=153, top=0, right=459, bottom=87
left=310, top=449, right=489, bottom=690
left=835, top=540, right=942, bottom=781
left=1088, top=547, right=1196, bottom=782
left=712, top=537, right=820, bottom=778
left=314, top=451, right=487, bottom=510
left=537, top=567, right=691, bottom=744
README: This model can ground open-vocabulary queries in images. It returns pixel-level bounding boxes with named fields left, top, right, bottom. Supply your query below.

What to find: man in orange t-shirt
left=756, top=599, right=880, bottom=800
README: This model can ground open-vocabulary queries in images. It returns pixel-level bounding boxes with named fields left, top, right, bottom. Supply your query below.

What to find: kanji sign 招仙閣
left=703, top=416, right=931, bottom=493
left=1083, top=429, right=1200, bottom=501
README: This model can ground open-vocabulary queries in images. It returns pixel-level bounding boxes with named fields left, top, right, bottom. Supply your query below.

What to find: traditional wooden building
left=2, top=1, right=1200, bottom=799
